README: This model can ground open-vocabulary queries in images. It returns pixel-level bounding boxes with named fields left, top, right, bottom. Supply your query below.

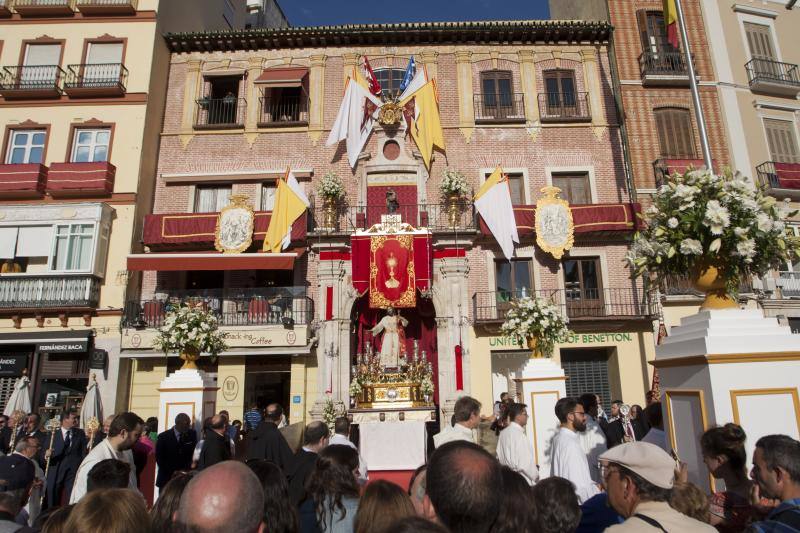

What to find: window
left=261, top=183, right=276, bottom=211
left=552, top=173, right=591, bottom=205
left=744, top=22, right=777, bottom=62
left=561, top=349, right=612, bottom=412
left=638, top=11, right=677, bottom=55
left=495, top=259, right=532, bottom=300
left=480, top=70, right=514, bottom=111
left=223, top=0, right=235, bottom=28
left=654, top=107, right=696, bottom=158
left=83, top=42, right=123, bottom=86
left=52, top=224, right=94, bottom=271
left=563, top=257, right=602, bottom=301
left=374, top=68, right=405, bottom=99
left=543, top=70, right=578, bottom=116
left=71, top=128, right=110, bottom=163
left=764, top=119, right=800, bottom=164
left=194, top=185, right=232, bottom=213
left=506, top=172, right=525, bottom=205
left=5, top=130, right=45, bottom=164
left=199, top=76, right=242, bottom=126
left=22, top=43, right=62, bottom=87
left=261, top=87, right=307, bottom=124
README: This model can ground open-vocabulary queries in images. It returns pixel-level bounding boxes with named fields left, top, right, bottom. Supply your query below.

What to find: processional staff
left=41, top=417, right=62, bottom=506
left=86, top=417, right=100, bottom=452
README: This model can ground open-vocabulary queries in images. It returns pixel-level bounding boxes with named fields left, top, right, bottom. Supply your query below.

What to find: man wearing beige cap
left=599, top=442, right=716, bottom=532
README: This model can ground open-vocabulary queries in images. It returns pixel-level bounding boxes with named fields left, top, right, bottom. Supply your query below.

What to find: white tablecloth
left=359, top=420, right=427, bottom=471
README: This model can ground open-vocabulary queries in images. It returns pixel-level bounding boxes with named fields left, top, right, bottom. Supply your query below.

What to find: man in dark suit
left=197, top=414, right=230, bottom=470
left=156, top=413, right=197, bottom=488
left=287, top=421, right=329, bottom=505
left=16, top=413, right=47, bottom=468
left=0, top=415, right=12, bottom=455
left=245, top=403, right=293, bottom=472
left=44, top=409, right=87, bottom=509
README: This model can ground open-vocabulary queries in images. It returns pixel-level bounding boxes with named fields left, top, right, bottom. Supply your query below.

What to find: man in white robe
left=549, top=397, right=600, bottom=504
left=370, top=307, right=408, bottom=368
left=69, top=412, right=143, bottom=503
left=577, top=394, right=608, bottom=483
left=496, top=403, right=538, bottom=485
left=433, top=396, right=480, bottom=448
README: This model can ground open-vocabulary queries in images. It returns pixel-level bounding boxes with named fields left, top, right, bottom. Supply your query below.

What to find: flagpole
left=674, top=0, right=713, bottom=170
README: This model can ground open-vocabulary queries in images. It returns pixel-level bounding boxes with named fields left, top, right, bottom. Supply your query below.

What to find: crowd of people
left=0, top=393, right=799, bottom=533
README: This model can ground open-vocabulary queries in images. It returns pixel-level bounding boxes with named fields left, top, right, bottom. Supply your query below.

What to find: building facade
left=0, top=0, right=248, bottom=417
left=121, top=20, right=658, bottom=429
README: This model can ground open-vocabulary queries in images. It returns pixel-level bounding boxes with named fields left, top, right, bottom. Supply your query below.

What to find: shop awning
left=126, top=252, right=297, bottom=272
left=254, top=67, right=309, bottom=87
left=0, top=330, right=92, bottom=352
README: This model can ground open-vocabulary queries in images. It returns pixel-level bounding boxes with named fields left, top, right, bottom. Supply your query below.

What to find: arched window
left=654, top=107, right=696, bottom=158
left=374, top=68, right=405, bottom=99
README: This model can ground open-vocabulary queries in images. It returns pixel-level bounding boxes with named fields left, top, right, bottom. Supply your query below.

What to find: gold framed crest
left=535, top=186, right=574, bottom=260
left=215, top=194, right=254, bottom=254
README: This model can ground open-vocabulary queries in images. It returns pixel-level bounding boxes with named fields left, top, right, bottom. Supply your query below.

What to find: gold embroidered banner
left=369, top=234, right=416, bottom=309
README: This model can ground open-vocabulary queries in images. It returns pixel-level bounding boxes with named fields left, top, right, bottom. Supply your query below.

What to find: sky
left=278, top=0, right=550, bottom=27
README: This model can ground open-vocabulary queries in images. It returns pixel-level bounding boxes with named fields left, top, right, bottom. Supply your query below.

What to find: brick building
left=121, top=21, right=657, bottom=459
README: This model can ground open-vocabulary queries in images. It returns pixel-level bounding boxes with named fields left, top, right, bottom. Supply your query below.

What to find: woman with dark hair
left=299, top=445, right=360, bottom=533
left=354, top=480, right=416, bottom=533
left=532, top=476, right=581, bottom=533
left=701, top=423, right=755, bottom=532
left=247, top=459, right=299, bottom=533
left=490, top=467, right=539, bottom=533
left=150, top=471, right=194, bottom=532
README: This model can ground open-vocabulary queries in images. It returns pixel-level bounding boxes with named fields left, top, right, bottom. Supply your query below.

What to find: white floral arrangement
left=322, top=396, right=343, bottom=435
left=348, top=378, right=363, bottom=398
left=500, top=296, right=570, bottom=357
left=319, top=172, right=345, bottom=200
left=627, top=169, right=798, bottom=295
left=152, top=305, right=228, bottom=357
left=440, top=169, right=470, bottom=198
left=420, top=375, right=434, bottom=397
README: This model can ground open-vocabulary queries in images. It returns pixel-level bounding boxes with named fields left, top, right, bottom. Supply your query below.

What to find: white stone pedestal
left=655, top=309, right=800, bottom=492
left=514, top=358, right=567, bottom=478
left=157, top=369, right=218, bottom=435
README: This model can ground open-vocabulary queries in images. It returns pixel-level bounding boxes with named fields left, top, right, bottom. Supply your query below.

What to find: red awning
left=127, top=252, right=297, bottom=271
left=254, top=67, right=309, bottom=87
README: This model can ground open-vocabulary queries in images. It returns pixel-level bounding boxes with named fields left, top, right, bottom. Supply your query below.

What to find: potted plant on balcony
left=500, top=296, right=570, bottom=358
left=153, top=304, right=228, bottom=370
left=627, top=169, right=799, bottom=309
left=440, top=169, right=470, bottom=227
left=319, top=172, right=344, bottom=230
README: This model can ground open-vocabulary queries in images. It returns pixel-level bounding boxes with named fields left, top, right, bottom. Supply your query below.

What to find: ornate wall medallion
left=378, top=102, right=403, bottom=125
left=215, top=194, right=255, bottom=254
left=535, top=186, right=574, bottom=260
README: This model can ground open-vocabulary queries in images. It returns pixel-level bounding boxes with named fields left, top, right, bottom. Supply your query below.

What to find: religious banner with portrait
left=369, top=234, right=416, bottom=309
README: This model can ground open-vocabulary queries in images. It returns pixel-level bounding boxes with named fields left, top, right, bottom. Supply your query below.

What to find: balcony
left=0, top=65, right=65, bottom=99
left=76, top=0, right=136, bottom=15
left=538, top=92, right=591, bottom=123
left=0, top=164, right=47, bottom=198
left=13, top=0, right=74, bottom=16
left=46, top=161, right=115, bottom=197
left=0, top=0, right=12, bottom=16
left=0, top=274, right=100, bottom=311
left=472, top=288, right=656, bottom=324
left=122, top=287, right=313, bottom=329
left=194, top=97, right=246, bottom=129
left=756, top=161, right=800, bottom=200
left=258, top=95, right=309, bottom=127
left=660, top=275, right=753, bottom=299
left=473, top=93, right=526, bottom=124
left=309, top=202, right=477, bottom=235
left=639, top=50, right=690, bottom=86
left=746, top=59, right=800, bottom=97
left=777, top=271, right=800, bottom=298
left=478, top=202, right=640, bottom=238
left=653, top=157, right=708, bottom=188
left=64, top=63, right=127, bottom=97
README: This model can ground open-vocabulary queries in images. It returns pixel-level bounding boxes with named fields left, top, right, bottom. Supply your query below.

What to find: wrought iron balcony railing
left=746, top=58, right=800, bottom=96
left=756, top=161, right=800, bottom=195
left=0, top=65, right=64, bottom=96
left=122, top=287, right=313, bottom=329
left=660, top=274, right=753, bottom=297
left=194, top=97, right=246, bottom=129
left=64, top=63, right=127, bottom=96
left=778, top=271, right=800, bottom=298
left=309, top=201, right=477, bottom=234
left=0, top=274, right=100, bottom=310
left=76, top=0, right=137, bottom=15
left=639, top=50, right=689, bottom=82
left=473, top=93, right=526, bottom=123
left=13, top=0, right=75, bottom=15
left=538, top=92, right=591, bottom=122
left=258, top=95, right=309, bottom=126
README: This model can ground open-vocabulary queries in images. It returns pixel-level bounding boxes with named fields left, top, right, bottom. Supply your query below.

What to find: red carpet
left=368, top=470, right=414, bottom=489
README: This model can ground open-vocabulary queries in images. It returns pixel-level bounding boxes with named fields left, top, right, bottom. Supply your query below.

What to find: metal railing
left=14, top=0, right=73, bottom=7
left=472, top=288, right=656, bottom=323
left=538, top=92, right=591, bottom=122
left=77, top=0, right=137, bottom=7
left=660, top=275, right=753, bottom=297
left=309, top=201, right=477, bottom=234
left=65, top=63, right=127, bottom=91
left=258, top=95, right=309, bottom=126
left=778, top=271, right=800, bottom=298
left=0, top=274, right=100, bottom=309
left=122, top=287, right=313, bottom=328
left=0, top=65, right=64, bottom=92
left=194, top=97, right=246, bottom=129
left=756, top=161, right=781, bottom=189
left=653, top=157, right=703, bottom=188
left=473, top=93, right=526, bottom=123
left=639, top=50, right=688, bottom=77
left=746, top=58, right=800, bottom=88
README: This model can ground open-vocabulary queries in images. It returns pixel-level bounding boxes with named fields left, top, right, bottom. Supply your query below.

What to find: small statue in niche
left=386, top=189, right=399, bottom=214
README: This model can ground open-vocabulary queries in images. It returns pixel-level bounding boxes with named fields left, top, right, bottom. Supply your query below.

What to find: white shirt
left=578, top=415, right=608, bottom=483
left=549, top=427, right=600, bottom=504
left=69, top=438, right=139, bottom=504
left=329, top=433, right=368, bottom=481
left=641, top=427, right=669, bottom=452
left=496, top=422, right=538, bottom=485
left=433, top=423, right=476, bottom=448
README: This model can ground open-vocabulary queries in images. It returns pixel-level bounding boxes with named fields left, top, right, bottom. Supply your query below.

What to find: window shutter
left=744, top=22, right=776, bottom=60
left=24, top=44, right=61, bottom=66
left=86, top=42, right=123, bottom=65
left=655, top=108, right=695, bottom=158
left=764, top=119, right=800, bottom=163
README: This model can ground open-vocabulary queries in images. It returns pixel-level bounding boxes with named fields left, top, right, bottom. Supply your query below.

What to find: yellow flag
left=475, top=166, right=503, bottom=200
left=401, top=81, right=445, bottom=170
left=662, top=0, right=679, bottom=47
left=263, top=173, right=309, bottom=253
left=352, top=65, right=369, bottom=91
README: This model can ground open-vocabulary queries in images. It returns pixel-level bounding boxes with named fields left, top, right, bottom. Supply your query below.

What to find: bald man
left=197, top=414, right=231, bottom=470
left=177, top=461, right=265, bottom=533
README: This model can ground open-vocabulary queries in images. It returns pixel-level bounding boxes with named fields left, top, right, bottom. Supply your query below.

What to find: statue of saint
left=370, top=307, right=408, bottom=368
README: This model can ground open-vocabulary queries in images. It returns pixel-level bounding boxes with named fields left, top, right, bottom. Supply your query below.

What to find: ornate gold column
left=455, top=50, right=474, bottom=143
left=180, top=59, right=202, bottom=148
left=308, top=54, right=327, bottom=144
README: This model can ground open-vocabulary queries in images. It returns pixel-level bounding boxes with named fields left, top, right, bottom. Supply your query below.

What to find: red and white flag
left=362, top=56, right=382, bottom=97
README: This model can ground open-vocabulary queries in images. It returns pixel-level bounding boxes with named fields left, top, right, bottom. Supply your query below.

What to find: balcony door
left=495, top=259, right=532, bottom=318
left=543, top=70, right=577, bottom=117
left=562, top=257, right=604, bottom=317
left=480, top=70, right=514, bottom=119
left=22, top=43, right=61, bottom=88
left=84, top=42, right=123, bottom=86
left=764, top=119, right=800, bottom=164
left=745, top=22, right=780, bottom=79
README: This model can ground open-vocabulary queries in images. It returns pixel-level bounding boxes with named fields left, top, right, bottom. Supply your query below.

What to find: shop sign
left=0, top=354, right=28, bottom=377
left=292, top=395, right=302, bottom=404
left=38, top=340, right=88, bottom=353
left=221, top=376, right=239, bottom=401
left=486, top=332, right=633, bottom=349
left=89, top=349, right=107, bottom=370
left=122, top=327, right=307, bottom=350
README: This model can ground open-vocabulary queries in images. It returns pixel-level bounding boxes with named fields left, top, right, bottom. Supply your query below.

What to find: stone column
left=244, top=57, right=264, bottom=145
left=454, top=51, right=474, bottom=143
left=180, top=59, right=202, bottom=147
left=308, top=54, right=327, bottom=144
left=419, top=51, right=439, bottom=81
left=518, top=50, right=540, bottom=125
left=581, top=48, right=605, bottom=138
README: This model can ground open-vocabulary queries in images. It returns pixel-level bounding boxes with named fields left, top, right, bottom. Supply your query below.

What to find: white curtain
left=0, top=227, right=19, bottom=260
left=16, top=226, right=52, bottom=258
